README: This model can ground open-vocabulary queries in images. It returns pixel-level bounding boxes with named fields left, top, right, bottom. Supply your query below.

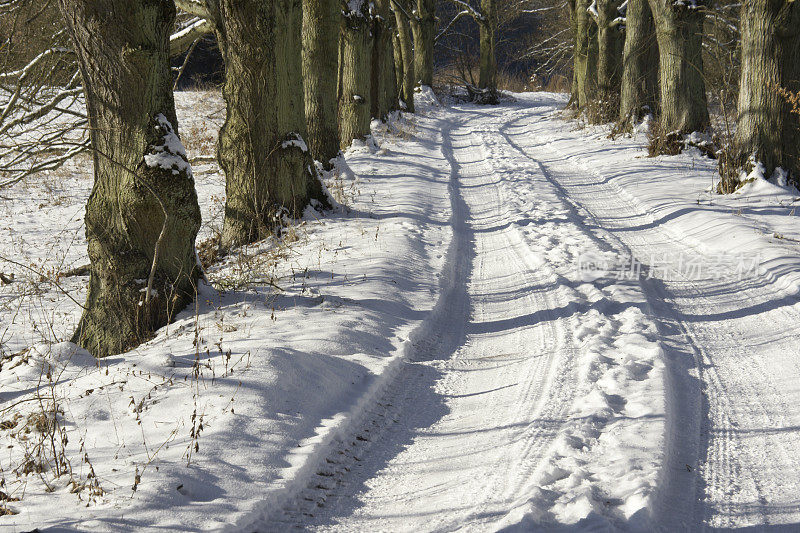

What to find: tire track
left=505, top=100, right=800, bottom=530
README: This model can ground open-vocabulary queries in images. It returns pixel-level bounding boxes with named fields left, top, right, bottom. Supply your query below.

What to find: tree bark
left=371, top=0, right=399, bottom=119
left=412, top=0, right=435, bottom=86
left=205, top=0, right=328, bottom=249
left=340, top=0, right=374, bottom=148
left=568, top=0, right=579, bottom=107
left=619, top=0, right=658, bottom=125
left=721, top=0, right=800, bottom=191
left=58, top=0, right=201, bottom=357
left=392, top=26, right=405, bottom=107
left=303, top=0, right=341, bottom=167
left=478, top=0, right=497, bottom=92
left=393, top=0, right=416, bottom=111
left=648, top=0, right=709, bottom=138
left=593, top=0, right=624, bottom=122
left=574, top=0, right=598, bottom=109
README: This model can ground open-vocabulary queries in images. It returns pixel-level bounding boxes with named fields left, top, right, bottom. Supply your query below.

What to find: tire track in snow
left=497, top=114, right=705, bottom=530
left=249, top=114, right=475, bottom=531
left=282, top=114, right=581, bottom=531
left=504, top=98, right=800, bottom=530
left=436, top=122, right=577, bottom=527
left=248, top=102, right=669, bottom=532
left=455, top=108, right=667, bottom=529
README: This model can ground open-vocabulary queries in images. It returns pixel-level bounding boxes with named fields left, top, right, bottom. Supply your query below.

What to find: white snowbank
left=0, top=95, right=449, bottom=531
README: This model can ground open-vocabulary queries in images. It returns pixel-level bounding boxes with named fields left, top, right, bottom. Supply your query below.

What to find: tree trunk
left=394, top=0, right=416, bottom=111
left=340, top=0, right=374, bottom=148
left=619, top=0, right=658, bottom=126
left=593, top=0, right=624, bottom=122
left=721, top=1, right=800, bottom=191
left=648, top=0, right=709, bottom=139
left=303, top=0, right=341, bottom=167
left=206, top=0, right=328, bottom=249
left=568, top=0, right=579, bottom=107
left=574, top=0, right=598, bottom=109
left=478, top=0, right=497, bottom=92
left=371, top=0, right=398, bottom=119
left=412, top=0, right=435, bottom=86
left=58, top=0, right=201, bottom=357
left=392, top=28, right=405, bottom=106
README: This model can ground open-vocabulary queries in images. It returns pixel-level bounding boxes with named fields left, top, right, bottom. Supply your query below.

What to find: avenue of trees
left=1, top=0, right=488, bottom=357
left=2, top=0, right=800, bottom=357
left=569, top=0, right=800, bottom=192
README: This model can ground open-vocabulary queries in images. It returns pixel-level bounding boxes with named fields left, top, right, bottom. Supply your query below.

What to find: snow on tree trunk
left=303, top=0, right=341, bottom=168
left=340, top=0, right=374, bottom=148
left=58, top=0, right=202, bottom=357
left=619, top=0, right=658, bottom=126
left=206, top=0, right=328, bottom=249
left=720, top=1, right=800, bottom=191
left=648, top=0, right=709, bottom=144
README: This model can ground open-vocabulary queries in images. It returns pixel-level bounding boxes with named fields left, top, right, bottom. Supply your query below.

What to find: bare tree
left=412, top=0, right=436, bottom=85
left=339, top=0, right=374, bottom=147
left=521, top=1, right=575, bottom=92
left=179, top=0, right=328, bottom=249
left=372, top=0, right=400, bottom=119
left=393, top=0, right=416, bottom=111
left=445, top=0, right=498, bottom=95
left=648, top=0, right=709, bottom=149
left=57, top=0, right=202, bottom=357
left=573, top=0, right=598, bottom=109
left=590, top=0, right=624, bottom=122
left=618, top=0, right=658, bottom=126
left=0, top=0, right=87, bottom=189
left=0, top=1, right=213, bottom=190
left=719, top=1, right=800, bottom=192
left=477, top=0, right=498, bottom=92
left=303, top=0, right=342, bottom=167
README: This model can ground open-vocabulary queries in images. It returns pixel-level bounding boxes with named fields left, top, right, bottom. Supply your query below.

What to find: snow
left=673, top=0, right=702, bottom=8
left=281, top=133, right=309, bottom=153
left=588, top=0, right=599, bottom=18
left=346, top=0, right=364, bottom=12
left=171, top=18, right=207, bottom=41
left=735, top=155, right=799, bottom=198
left=3, top=90, right=800, bottom=531
left=144, top=114, right=193, bottom=177
left=414, top=84, right=440, bottom=108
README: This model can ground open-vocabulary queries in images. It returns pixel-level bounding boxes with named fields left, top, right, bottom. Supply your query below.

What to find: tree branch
left=169, top=18, right=213, bottom=57
left=447, top=0, right=485, bottom=23
left=435, top=10, right=471, bottom=42
left=174, top=0, right=210, bottom=19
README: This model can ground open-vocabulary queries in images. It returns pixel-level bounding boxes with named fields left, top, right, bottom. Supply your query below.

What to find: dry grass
left=182, top=123, right=216, bottom=157
left=434, top=64, right=563, bottom=95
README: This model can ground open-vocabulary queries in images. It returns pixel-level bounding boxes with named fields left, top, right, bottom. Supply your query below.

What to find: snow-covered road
left=513, top=101, right=800, bottom=530
left=243, top=97, right=666, bottom=531
left=252, top=96, right=800, bottom=532
left=5, top=92, right=800, bottom=532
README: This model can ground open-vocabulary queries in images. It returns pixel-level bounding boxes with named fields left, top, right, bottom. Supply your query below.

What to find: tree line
left=569, top=0, right=800, bottom=192
left=48, top=0, right=470, bottom=358
left=0, top=0, right=502, bottom=359
left=3, top=1, right=800, bottom=359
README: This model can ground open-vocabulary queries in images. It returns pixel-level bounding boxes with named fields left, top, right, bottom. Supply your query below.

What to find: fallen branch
left=60, top=264, right=90, bottom=278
